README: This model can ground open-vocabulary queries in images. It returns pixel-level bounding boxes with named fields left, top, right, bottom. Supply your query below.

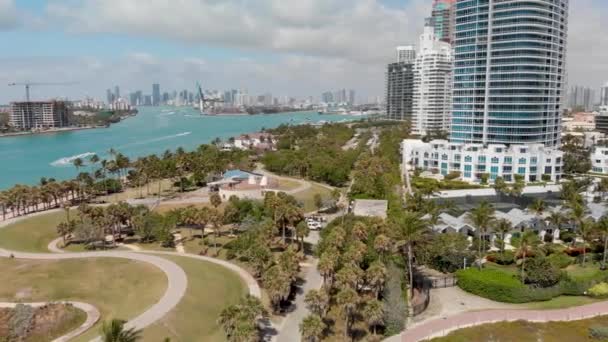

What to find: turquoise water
left=0, top=106, right=364, bottom=189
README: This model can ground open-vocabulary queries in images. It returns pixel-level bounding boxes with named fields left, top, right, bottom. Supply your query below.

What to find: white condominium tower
left=450, top=0, right=569, bottom=147
left=396, top=46, right=416, bottom=64
left=412, top=24, right=453, bottom=136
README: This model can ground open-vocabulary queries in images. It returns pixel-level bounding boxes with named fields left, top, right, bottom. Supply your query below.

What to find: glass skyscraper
left=450, top=0, right=569, bottom=148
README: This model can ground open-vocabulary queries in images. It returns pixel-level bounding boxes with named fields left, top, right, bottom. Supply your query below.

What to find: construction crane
left=8, top=82, right=75, bottom=102
left=196, top=82, right=223, bottom=114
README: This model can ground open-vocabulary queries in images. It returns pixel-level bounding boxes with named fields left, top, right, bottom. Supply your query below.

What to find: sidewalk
left=399, top=300, right=608, bottom=341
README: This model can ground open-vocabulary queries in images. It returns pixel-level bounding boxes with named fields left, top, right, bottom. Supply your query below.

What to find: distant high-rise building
left=386, top=62, right=415, bottom=121
left=601, top=82, right=608, bottom=107
left=450, top=0, right=568, bottom=148
left=106, top=89, right=114, bottom=105
left=144, top=95, right=152, bottom=106
left=152, top=83, right=161, bottom=106
left=162, top=92, right=170, bottom=104
left=9, top=101, right=70, bottom=130
left=348, top=90, right=356, bottom=105
left=396, top=46, right=416, bottom=63
left=322, top=92, right=334, bottom=104
left=568, top=86, right=595, bottom=111
left=129, top=93, right=138, bottom=107
left=412, top=24, right=453, bottom=135
left=114, top=86, right=120, bottom=100
left=430, top=0, right=455, bottom=44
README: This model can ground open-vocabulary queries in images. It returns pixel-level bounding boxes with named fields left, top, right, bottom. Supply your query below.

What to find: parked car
left=308, top=221, right=322, bottom=230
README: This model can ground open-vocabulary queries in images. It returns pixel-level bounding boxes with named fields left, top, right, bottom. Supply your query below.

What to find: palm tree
left=547, top=211, right=565, bottom=242
left=304, top=289, right=329, bottom=318
left=516, top=230, right=540, bottom=282
left=336, top=287, right=359, bottom=339
left=467, top=201, right=496, bottom=267
left=73, top=158, right=84, bottom=200
left=362, top=299, right=384, bottom=335
left=390, top=211, right=428, bottom=295
left=365, top=260, right=387, bottom=299
left=318, top=252, right=337, bottom=286
left=373, top=234, right=392, bottom=261
left=295, top=221, right=309, bottom=252
left=494, top=219, right=512, bottom=254
left=101, top=319, right=142, bottom=342
left=578, top=218, right=594, bottom=266
left=300, top=314, right=326, bottom=342
left=596, top=217, right=608, bottom=269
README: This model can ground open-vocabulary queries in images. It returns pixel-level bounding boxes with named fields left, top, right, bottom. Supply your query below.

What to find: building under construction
left=9, top=101, right=70, bottom=130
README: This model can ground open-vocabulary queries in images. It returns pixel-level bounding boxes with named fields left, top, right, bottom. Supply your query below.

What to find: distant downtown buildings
left=400, top=0, right=570, bottom=184
left=321, top=89, right=356, bottom=106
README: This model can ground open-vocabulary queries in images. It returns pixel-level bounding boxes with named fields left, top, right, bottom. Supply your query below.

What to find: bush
left=561, top=231, right=576, bottom=243
left=494, top=251, right=515, bottom=265
left=544, top=233, right=555, bottom=243
left=456, top=268, right=559, bottom=303
left=588, top=283, right=608, bottom=298
left=547, top=252, right=574, bottom=269
left=541, top=243, right=566, bottom=256
left=524, top=257, right=562, bottom=288
left=444, top=171, right=461, bottom=181
left=590, top=326, right=608, bottom=340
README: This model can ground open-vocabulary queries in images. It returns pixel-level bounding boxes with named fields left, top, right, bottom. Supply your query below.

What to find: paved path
left=0, top=211, right=264, bottom=341
left=274, top=231, right=324, bottom=342
left=48, top=237, right=66, bottom=253
left=0, top=301, right=100, bottom=342
left=398, top=300, right=608, bottom=341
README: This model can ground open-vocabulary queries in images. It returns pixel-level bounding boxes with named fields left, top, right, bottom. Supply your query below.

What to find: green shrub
left=524, top=257, right=562, bottom=288
left=547, top=252, right=574, bottom=269
left=588, top=283, right=608, bottom=298
left=589, top=326, right=608, bottom=340
left=494, top=251, right=515, bottom=265
left=561, top=231, right=576, bottom=243
left=456, top=268, right=558, bottom=303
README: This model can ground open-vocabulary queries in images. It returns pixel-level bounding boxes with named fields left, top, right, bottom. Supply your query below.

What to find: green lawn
left=293, top=183, right=333, bottom=213
left=524, top=296, right=602, bottom=310
left=0, top=257, right=167, bottom=342
left=430, top=316, right=608, bottom=342
left=141, top=255, right=248, bottom=342
left=0, top=211, right=65, bottom=252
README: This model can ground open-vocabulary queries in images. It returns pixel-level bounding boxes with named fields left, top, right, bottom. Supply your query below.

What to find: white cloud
left=0, top=0, right=17, bottom=29
left=46, top=0, right=428, bottom=64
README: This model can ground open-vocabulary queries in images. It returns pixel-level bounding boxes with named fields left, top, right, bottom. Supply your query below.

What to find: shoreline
left=0, top=125, right=104, bottom=138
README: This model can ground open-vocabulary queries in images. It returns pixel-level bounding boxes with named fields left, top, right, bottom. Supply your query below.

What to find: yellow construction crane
left=8, top=82, right=76, bottom=101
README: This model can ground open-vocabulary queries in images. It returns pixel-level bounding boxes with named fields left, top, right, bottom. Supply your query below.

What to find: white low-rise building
left=592, top=147, right=608, bottom=174
left=402, top=139, right=564, bottom=184
left=233, top=133, right=276, bottom=151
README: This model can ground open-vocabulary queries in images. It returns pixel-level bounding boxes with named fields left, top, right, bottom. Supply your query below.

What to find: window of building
left=518, top=167, right=526, bottom=175
left=491, top=157, right=499, bottom=164
left=478, top=156, right=486, bottom=164
left=504, top=157, right=512, bottom=164
left=545, top=166, right=552, bottom=174
left=455, top=154, right=461, bottom=162
left=465, top=156, right=473, bottom=163
left=531, top=157, right=537, bottom=164
left=519, top=158, right=527, bottom=165
left=442, top=154, right=448, bottom=161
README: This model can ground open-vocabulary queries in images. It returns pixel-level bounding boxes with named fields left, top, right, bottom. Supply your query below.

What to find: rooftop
left=352, top=199, right=388, bottom=219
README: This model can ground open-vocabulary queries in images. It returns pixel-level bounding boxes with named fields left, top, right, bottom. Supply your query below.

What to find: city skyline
left=0, top=0, right=606, bottom=104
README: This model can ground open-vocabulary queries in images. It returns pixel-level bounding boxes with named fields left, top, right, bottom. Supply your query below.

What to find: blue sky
left=0, top=0, right=606, bottom=103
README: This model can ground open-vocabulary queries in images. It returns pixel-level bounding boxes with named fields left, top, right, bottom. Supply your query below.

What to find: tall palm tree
left=578, top=218, right=594, bottom=266
left=547, top=211, right=565, bottom=242
left=300, top=314, right=326, bottom=342
left=336, top=287, right=359, bottom=340
left=101, top=319, right=142, bottom=342
left=362, top=299, right=384, bottom=335
left=516, top=230, right=540, bottom=282
left=304, top=289, right=329, bottom=318
left=596, top=217, right=608, bottom=269
left=494, top=219, right=513, bottom=254
left=365, top=260, right=388, bottom=299
left=467, top=201, right=496, bottom=267
left=391, top=211, right=429, bottom=295
left=73, top=158, right=84, bottom=200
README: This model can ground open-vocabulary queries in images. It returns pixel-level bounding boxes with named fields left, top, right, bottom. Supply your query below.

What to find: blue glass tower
left=450, top=0, right=569, bottom=147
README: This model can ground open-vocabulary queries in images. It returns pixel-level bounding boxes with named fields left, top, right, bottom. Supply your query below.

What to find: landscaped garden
left=430, top=316, right=608, bottom=342
left=0, top=257, right=167, bottom=342
left=0, top=303, right=86, bottom=342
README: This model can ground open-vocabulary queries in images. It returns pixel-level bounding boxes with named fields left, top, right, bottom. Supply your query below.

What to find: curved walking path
left=0, top=301, right=100, bottom=342
left=399, top=300, right=608, bottom=341
left=0, top=211, right=263, bottom=341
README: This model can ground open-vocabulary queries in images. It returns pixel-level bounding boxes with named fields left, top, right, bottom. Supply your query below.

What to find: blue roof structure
left=223, top=169, right=261, bottom=180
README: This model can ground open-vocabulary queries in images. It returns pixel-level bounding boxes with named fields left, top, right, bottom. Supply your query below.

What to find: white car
left=308, top=221, right=322, bottom=230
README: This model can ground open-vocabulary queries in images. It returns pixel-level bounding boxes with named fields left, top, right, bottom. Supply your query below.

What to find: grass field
left=430, top=316, right=608, bottom=342
left=0, top=211, right=65, bottom=252
left=0, top=257, right=167, bottom=342
left=98, top=179, right=177, bottom=203
left=524, top=296, right=602, bottom=310
left=141, top=255, right=247, bottom=341
left=293, top=183, right=333, bottom=213
left=12, top=304, right=87, bottom=342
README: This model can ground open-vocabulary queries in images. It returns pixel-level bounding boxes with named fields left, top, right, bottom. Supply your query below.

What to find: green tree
left=596, top=217, right=608, bottom=269
left=365, top=260, right=388, bottom=299
left=336, top=287, right=359, bottom=339
left=101, top=319, right=142, bottom=342
left=466, top=201, right=496, bottom=268
left=494, top=219, right=513, bottom=254
left=304, top=289, right=330, bottom=318
left=391, top=211, right=429, bottom=295
left=313, top=193, right=324, bottom=212
left=515, top=230, right=540, bottom=282
left=210, top=192, right=222, bottom=208
left=362, top=299, right=384, bottom=335
left=299, top=314, right=326, bottom=342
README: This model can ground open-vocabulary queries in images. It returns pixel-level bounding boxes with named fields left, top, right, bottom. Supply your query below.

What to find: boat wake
left=50, top=152, right=96, bottom=167
left=117, top=132, right=192, bottom=149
